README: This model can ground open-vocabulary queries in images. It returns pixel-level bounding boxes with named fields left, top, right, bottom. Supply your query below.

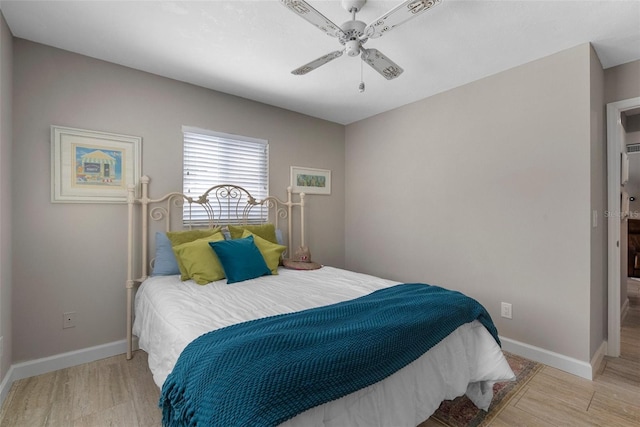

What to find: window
left=182, top=126, right=269, bottom=226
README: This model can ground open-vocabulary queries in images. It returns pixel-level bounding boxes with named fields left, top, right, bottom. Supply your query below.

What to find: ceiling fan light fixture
left=345, top=40, right=361, bottom=57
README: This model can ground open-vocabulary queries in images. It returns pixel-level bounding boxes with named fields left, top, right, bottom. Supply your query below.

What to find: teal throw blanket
left=160, top=283, right=499, bottom=427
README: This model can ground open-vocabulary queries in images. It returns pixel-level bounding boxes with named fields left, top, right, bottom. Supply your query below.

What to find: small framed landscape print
left=290, top=166, right=331, bottom=195
left=51, top=125, right=142, bottom=203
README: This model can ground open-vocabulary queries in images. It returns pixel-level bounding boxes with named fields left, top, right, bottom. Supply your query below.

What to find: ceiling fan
left=280, top=0, right=442, bottom=81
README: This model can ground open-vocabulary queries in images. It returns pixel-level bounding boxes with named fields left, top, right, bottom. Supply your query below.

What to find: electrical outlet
left=501, top=302, right=512, bottom=319
left=63, top=311, right=76, bottom=329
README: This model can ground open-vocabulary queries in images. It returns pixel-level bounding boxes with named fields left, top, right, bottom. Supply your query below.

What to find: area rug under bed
left=424, top=352, right=542, bottom=427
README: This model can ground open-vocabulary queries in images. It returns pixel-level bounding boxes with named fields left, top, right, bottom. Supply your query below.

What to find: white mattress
left=133, top=266, right=514, bottom=426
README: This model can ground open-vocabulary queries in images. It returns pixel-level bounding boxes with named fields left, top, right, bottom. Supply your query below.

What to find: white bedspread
left=133, top=266, right=514, bottom=426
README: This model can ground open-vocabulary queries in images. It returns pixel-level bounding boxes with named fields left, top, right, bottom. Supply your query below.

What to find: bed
left=126, top=176, right=515, bottom=426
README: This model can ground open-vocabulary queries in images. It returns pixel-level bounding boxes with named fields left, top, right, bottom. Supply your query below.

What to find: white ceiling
left=2, top=0, right=639, bottom=125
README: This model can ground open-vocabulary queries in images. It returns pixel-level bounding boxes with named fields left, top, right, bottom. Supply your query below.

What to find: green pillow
left=241, top=230, right=286, bottom=275
left=171, top=232, right=225, bottom=284
left=228, top=224, right=277, bottom=244
left=166, top=228, right=222, bottom=246
left=166, top=228, right=222, bottom=279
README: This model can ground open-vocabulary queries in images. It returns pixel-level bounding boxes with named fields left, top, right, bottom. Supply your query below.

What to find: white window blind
left=182, top=126, right=269, bottom=226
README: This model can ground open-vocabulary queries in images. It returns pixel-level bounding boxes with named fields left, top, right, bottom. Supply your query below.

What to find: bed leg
left=126, top=283, right=134, bottom=360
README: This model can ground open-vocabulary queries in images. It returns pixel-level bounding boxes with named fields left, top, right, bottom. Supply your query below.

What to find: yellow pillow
left=242, top=230, right=286, bottom=275
left=166, top=228, right=222, bottom=279
left=172, top=232, right=225, bottom=284
left=228, top=224, right=278, bottom=244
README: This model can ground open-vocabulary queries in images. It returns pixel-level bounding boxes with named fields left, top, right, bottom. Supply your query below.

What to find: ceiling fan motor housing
left=340, top=20, right=366, bottom=56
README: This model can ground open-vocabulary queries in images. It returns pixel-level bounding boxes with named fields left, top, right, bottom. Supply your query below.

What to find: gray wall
left=345, top=44, right=596, bottom=362
left=0, top=11, right=13, bottom=381
left=604, top=60, right=640, bottom=104
left=12, top=39, right=345, bottom=363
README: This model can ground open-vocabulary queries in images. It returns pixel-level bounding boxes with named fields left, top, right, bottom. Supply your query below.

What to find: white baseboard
left=0, top=364, right=15, bottom=411
left=0, top=336, right=606, bottom=408
left=500, top=336, right=595, bottom=380
left=0, top=340, right=127, bottom=409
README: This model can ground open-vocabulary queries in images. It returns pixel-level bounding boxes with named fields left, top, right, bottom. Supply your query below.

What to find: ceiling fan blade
left=361, top=49, right=404, bottom=80
left=292, top=50, right=345, bottom=75
left=280, top=0, right=345, bottom=38
left=365, top=0, right=442, bottom=39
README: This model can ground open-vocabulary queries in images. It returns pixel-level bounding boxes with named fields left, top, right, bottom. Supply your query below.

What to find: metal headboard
left=125, top=175, right=305, bottom=359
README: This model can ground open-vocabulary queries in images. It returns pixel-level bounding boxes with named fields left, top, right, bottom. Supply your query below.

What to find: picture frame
left=51, top=125, right=142, bottom=203
left=290, top=166, right=331, bottom=195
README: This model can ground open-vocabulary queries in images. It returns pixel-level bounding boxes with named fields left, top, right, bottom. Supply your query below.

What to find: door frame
left=607, top=96, right=640, bottom=357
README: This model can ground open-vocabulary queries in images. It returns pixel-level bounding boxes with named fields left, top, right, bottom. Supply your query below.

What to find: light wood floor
left=481, top=281, right=640, bottom=426
left=1, top=285, right=638, bottom=426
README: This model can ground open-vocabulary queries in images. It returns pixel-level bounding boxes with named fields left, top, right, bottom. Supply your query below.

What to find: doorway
left=607, top=96, right=640, bottom=357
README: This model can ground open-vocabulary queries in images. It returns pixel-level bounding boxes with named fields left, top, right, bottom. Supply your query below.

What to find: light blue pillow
left=222, top=228, right=232, bottom=240
left=152, top=232, right=180, bottom=276
left=209, top=236, right=271, bottom=284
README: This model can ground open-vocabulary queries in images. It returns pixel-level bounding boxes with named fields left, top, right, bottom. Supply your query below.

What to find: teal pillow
left=209, top=236, right=271, bottom=284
